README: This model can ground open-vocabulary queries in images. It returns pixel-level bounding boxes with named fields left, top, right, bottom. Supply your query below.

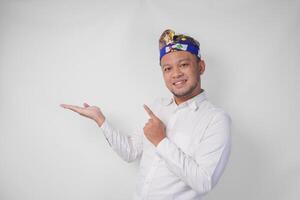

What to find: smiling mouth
left=173, top=80, right=187, bottom=87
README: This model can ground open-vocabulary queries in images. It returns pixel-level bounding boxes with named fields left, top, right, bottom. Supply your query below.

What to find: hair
left=196, top=56, right=201, bottom=63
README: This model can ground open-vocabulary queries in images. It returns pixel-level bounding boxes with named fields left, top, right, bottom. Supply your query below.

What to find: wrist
left=154, top=136, right=166, bottom=147
left=95, top=116, right=105, bottom=127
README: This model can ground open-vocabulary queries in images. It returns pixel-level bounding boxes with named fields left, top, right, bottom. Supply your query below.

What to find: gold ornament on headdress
left=159, top=29, right=175, bottom=50
left=159, top=29, right=200, bottom=50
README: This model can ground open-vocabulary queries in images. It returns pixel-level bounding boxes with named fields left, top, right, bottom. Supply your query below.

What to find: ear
left=198, top=59, right=206, bottom=75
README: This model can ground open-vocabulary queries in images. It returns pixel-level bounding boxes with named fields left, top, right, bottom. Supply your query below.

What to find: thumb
left=83, top=102, right=90, bottom=108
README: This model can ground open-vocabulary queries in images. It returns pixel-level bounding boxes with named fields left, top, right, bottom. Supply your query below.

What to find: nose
left=172, top=66, right=183, bottom=78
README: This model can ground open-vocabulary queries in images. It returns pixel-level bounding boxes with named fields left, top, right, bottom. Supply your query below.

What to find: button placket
left=167, top=110, right=179, bottom=130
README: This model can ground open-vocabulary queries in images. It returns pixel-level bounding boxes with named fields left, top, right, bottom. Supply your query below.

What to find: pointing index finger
left=143, top=104, right=156, bottom=119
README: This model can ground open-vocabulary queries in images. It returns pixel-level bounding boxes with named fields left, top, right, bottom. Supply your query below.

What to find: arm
left=99, top=118, right=143, bottom=163
left=60, top=102, right=143, bottom=163
left=155, top=111, right=232, bottom=194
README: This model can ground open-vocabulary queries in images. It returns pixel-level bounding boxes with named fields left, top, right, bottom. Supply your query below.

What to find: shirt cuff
left=98, top=119, right=113, bottom=138
left=99, top=118, right=107, bottom=129
left=155, top=137, right=171, bottom=157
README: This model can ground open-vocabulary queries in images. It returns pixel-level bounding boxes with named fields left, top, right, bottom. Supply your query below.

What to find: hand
left=143, top=104, right=166, bottom=146
left=60, top=102, right=105, bottom=127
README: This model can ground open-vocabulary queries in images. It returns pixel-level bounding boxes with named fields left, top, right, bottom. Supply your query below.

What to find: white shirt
left=100, top=91, right=231, bottom=200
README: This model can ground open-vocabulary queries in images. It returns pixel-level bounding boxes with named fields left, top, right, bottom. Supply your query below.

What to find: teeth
left=174, top=80, right=186, bottom=85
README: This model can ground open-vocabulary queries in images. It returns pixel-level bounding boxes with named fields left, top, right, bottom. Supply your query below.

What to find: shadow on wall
left=205, top=55, right=300, bottom=199
left=205, top=123, right=267, bottom=199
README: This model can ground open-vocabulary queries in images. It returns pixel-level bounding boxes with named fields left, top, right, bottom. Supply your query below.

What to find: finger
left=60, top=104, right=84, bottom=114
left=145, top=119, right=152, bottom=126
left=60, top=104, right=67, bottom=108
left=143, top=104, right=157, bottom=119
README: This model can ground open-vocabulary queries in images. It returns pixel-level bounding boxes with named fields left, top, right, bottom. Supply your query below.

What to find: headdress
left=159, top=29, right=201, bottom=61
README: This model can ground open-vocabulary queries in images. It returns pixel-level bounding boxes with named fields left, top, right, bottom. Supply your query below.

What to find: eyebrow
left=177, top=58, right=191, bottom=63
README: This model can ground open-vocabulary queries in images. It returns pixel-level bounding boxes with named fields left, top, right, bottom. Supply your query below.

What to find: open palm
left=60, top=102, right=105, bottom=125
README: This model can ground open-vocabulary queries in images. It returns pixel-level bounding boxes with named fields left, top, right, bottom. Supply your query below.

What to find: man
left=60, top=29, right=231, bottom=200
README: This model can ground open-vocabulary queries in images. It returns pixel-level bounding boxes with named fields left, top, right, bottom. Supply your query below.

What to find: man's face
left=160, top=51, right=205, bottom=99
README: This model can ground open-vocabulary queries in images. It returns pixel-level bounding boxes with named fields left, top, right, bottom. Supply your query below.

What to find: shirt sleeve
left=155, top=111, right=232, bottom=195
left=99, top=119, right=143, bottom=163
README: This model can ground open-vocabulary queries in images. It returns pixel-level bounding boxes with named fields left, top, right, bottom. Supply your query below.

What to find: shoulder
left=197, top=100, right=232, bottom=144
left=201, top=100, right=232, bottom=126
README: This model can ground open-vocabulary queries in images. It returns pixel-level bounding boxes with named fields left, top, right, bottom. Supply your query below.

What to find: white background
left=0, top=0, right=299, bottom=199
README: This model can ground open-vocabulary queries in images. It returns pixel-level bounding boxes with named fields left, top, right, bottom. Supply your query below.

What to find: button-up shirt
left=100, top=91, right=231, bottom=200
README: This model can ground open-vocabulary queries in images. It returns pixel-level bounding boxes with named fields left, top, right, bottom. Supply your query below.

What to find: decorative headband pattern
left=159, top=29, right=201, bottom=61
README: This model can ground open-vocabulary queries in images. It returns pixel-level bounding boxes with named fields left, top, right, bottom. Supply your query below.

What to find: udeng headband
left=159, top=41, right=201, bottom=61
left=159, top=29, right=201, bottom=61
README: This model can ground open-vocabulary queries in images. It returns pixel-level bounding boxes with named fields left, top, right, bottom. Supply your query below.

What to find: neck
left=174, top=86, right=203, bottom=105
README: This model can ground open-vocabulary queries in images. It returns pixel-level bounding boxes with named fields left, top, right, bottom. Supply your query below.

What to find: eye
left=180, top=63, right=189, bottom=67
left=164, top=67, right=171, bottom=72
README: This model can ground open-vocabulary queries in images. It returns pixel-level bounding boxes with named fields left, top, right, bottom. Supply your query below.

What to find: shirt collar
left=161, top=90, right=206, bottom=111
